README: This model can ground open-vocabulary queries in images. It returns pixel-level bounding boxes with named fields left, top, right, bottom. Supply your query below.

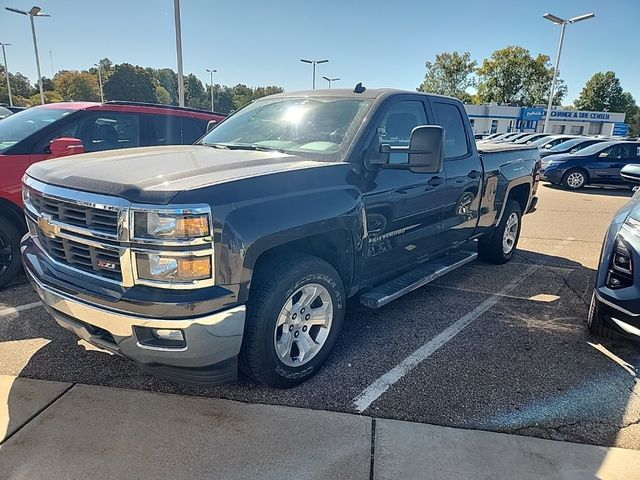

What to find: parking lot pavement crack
left=0, top=382, right=76, bottom=446
left=369, top=418, right=376, bottom=480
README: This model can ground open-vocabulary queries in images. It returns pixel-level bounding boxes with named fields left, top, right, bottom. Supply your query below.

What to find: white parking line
left=0, top=301, right=42, bottom=317
left=352, top=238, right=573, bottom=413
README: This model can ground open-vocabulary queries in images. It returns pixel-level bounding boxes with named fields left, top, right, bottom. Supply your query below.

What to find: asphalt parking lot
left=1, top=183, right=639, bottom=450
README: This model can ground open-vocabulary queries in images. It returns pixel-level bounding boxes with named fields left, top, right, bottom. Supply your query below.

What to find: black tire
left=240, top=254, right=345, bottom=388
left=478, top=200, right=522, bottom=265
left=562, top=168, right=588, bottom=190
left=587, top=291, right=615, bottom=339
left=0, top=215, right=22, bottom=290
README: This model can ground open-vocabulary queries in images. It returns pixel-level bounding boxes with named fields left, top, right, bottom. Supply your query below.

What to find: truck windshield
left=0, top=106, right=76, bottom=154
left=200, top=97, right=371, bottom=160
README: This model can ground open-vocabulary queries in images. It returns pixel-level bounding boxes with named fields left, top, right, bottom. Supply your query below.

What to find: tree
left=154, top=68, right=178, bottom=104
left=27, top=90, right=63, bottom=106
left=53, top=70, right=100, bottom=101
left=155, top=85, right=171, bottom=104
left=417, top=51, right=476, bottom=102
left=184, top=73, right=207, bottom=109
left=212, top=85, right=235, bottom=114
left=475, top=46, right=566, bottom=106
left=103, top=63, right=157, bottom=102
left=253, top=85, right=284, bottom=100
left=574, top=72, right=637, bottom=117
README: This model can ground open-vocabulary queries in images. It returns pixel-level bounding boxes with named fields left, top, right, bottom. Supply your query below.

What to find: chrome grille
left=35, top=227, right=123, bottom=282
left=29, top=190, right=119, bottom=236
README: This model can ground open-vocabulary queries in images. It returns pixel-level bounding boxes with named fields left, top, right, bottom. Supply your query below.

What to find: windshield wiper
left=207, top=143, right=286, bottom=153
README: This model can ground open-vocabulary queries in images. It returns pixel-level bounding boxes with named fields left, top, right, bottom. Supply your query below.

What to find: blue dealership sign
left=613, top=122, right=630, bottom=136
left=520, top=107, right=544, bottom=121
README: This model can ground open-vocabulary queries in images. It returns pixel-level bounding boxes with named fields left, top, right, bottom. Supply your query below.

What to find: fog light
left=152, top=329, right=184, bottom=342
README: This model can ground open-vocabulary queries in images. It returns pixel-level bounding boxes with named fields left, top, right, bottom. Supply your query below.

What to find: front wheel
left=587, top=291, right=615, bottom=338
left=479, top=200, right=522, bottom=264
left=240, top=254, right=345, bottom=388
left=562, top=168, right=587, bottom=190
left=0, top=216, right=23, bottom=290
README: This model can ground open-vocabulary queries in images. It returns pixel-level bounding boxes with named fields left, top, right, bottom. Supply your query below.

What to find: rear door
left=433, top=99, right=483, bottom=248
left=596, top=144, right=637, bottom=183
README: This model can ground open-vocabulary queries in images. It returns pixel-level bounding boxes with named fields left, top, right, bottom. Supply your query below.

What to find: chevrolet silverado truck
left=21, top=87, right=539, bottom=388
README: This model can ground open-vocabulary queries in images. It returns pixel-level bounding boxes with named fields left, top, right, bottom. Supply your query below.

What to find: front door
left=361, top=96, right=447, bottom=283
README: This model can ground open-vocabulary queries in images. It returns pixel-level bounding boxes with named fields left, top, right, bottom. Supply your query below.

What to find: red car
left=0, top=101, right=225, bottom=288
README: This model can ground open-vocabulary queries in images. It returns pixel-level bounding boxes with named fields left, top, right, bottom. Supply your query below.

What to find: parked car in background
left=588, top=163, right=640, bottom=340
left=21, top=88, right=540, bottom=386
left=539, top=137, right=605, bottom=158
left=0, top=106, right=12, bottom=120
left=477, top=132, right=512, bottom=143
left=0, top=101, right=225, bottom=288
left=529, top=134, right=579, bottom=150
left=541, top=141, right=640, bottom=190
left=514, top=133, right=551, bottom=144
left=500, top=132, right=532, bottom=143
left=0, top=104, right=26, bottom=114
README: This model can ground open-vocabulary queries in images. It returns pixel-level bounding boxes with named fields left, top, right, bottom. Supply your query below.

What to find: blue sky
left=1, top=0, right=638, bottom=104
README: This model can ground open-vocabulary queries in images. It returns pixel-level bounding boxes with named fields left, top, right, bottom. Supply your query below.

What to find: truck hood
left=26, top=145, right=332, bottom=204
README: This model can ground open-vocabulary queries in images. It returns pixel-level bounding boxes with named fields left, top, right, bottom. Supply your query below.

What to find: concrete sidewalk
left=1, top=375, right=639, bottom=480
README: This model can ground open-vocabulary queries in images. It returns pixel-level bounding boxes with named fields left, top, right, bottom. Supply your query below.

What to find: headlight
left=133, top=208, right=211, bottom=240
left=136, top=253, right=212, bottom=282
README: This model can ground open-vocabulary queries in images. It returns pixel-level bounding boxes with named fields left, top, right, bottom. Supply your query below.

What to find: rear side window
left=433, top=102, right=469, bottom=158
left=145, top=115, right=181, bottom=146
left=181, top=117, right=207, bottom=144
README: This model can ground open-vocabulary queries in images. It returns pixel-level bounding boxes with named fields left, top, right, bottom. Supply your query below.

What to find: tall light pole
left=173, top=0, right=185, bottom=106
left=300, top=59, right=328, bottom=90
left=542, top=12, right=595, bottom=133
left=0, top=43, right=12, bottom=107
left=94, top=63, right=104, bottom=103
left=6, top=6, right=50, bottom=105
left=322, top=76, right=340, bottom=88
left=206, top=68, right=217, bottom=112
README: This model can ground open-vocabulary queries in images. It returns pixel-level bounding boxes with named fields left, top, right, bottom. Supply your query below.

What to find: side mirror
left=544, top=144, right=553, bottom=149
left=407, top=126, right=444, bottom=174
left=621, top=164, right=640, bottom=184
left=49, top=137, right=85, bottom=157
left=206, top=120, right=218, bottom=132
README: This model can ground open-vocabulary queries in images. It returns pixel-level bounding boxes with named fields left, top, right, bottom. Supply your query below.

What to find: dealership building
left=464, top=104, right=628, bottom=137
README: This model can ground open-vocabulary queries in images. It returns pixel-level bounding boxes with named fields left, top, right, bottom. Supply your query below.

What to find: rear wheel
left=479, top=200, right=522, bottom=264
left=240, top=254, right=345, bottom=388
left=0, top=216, right=22, bottom=289
left=562, top=168, right=587, bottom=190
left=587, top=291, right=615, bottom=338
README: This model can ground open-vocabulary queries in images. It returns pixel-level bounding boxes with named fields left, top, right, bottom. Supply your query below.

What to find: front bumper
left=23, top=238, right=246, bottom=385
left=595, top=290, right=640, bottom=338
left=540, top=167, right=564, bottom=183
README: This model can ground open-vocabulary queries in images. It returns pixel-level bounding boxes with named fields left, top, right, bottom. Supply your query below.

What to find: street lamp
left=5, top=6, right=51, bottom=105
left=322, top=76, right=340, bottom=88
left=300, top=59, right=328, bottom=90
left=173, top=0, right=185, bottom=106
left=94, top=63, right=104, bottom=103
left=206, top=68, right=217, bottom=112
left=0, top=43, right=12, bottom=107
left=542, top=11, right=595, bottom=133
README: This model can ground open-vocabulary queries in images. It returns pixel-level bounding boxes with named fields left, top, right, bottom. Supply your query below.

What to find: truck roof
left=268, top=88, right=460, bottom=102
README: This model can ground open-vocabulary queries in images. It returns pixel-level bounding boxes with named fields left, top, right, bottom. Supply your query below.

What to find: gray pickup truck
left=21, top=87, right=540, bottom=387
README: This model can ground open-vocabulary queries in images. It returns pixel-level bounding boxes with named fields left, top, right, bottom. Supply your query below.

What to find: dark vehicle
left=0, top=101, right=225, bottom=288
left=21, top=88, right=539, bottom=387
left=588, top=164, right=640, bottom=340
left=541, top=141, right=640, bottom=190
left=539, top=137, right=605, bottom=158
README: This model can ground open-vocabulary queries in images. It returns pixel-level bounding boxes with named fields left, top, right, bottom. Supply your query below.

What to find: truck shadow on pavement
left=2, top=248, right=640, bottom=462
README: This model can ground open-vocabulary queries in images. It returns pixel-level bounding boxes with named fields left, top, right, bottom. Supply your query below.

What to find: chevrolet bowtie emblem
left=38, top=214, right=59, bottom=238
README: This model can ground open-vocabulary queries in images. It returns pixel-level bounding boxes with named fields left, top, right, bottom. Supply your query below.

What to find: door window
left=608, top=144, right=635, bottom=160
left=433, top=102, right=469, bottom=159
left=75, top=113, right=141, bottom=152
left=181, top=117, right=207, bottom=144
left=144, top=115, right=181, bottom=145
left=373, top=100, right=427, bottom=164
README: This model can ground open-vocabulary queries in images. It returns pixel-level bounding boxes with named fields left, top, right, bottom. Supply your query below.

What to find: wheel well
left=250, top=230, right=354, bottom=297
left=507, top=183, right=531, bottom=214
left=0, top=198, right=27, bottom=233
